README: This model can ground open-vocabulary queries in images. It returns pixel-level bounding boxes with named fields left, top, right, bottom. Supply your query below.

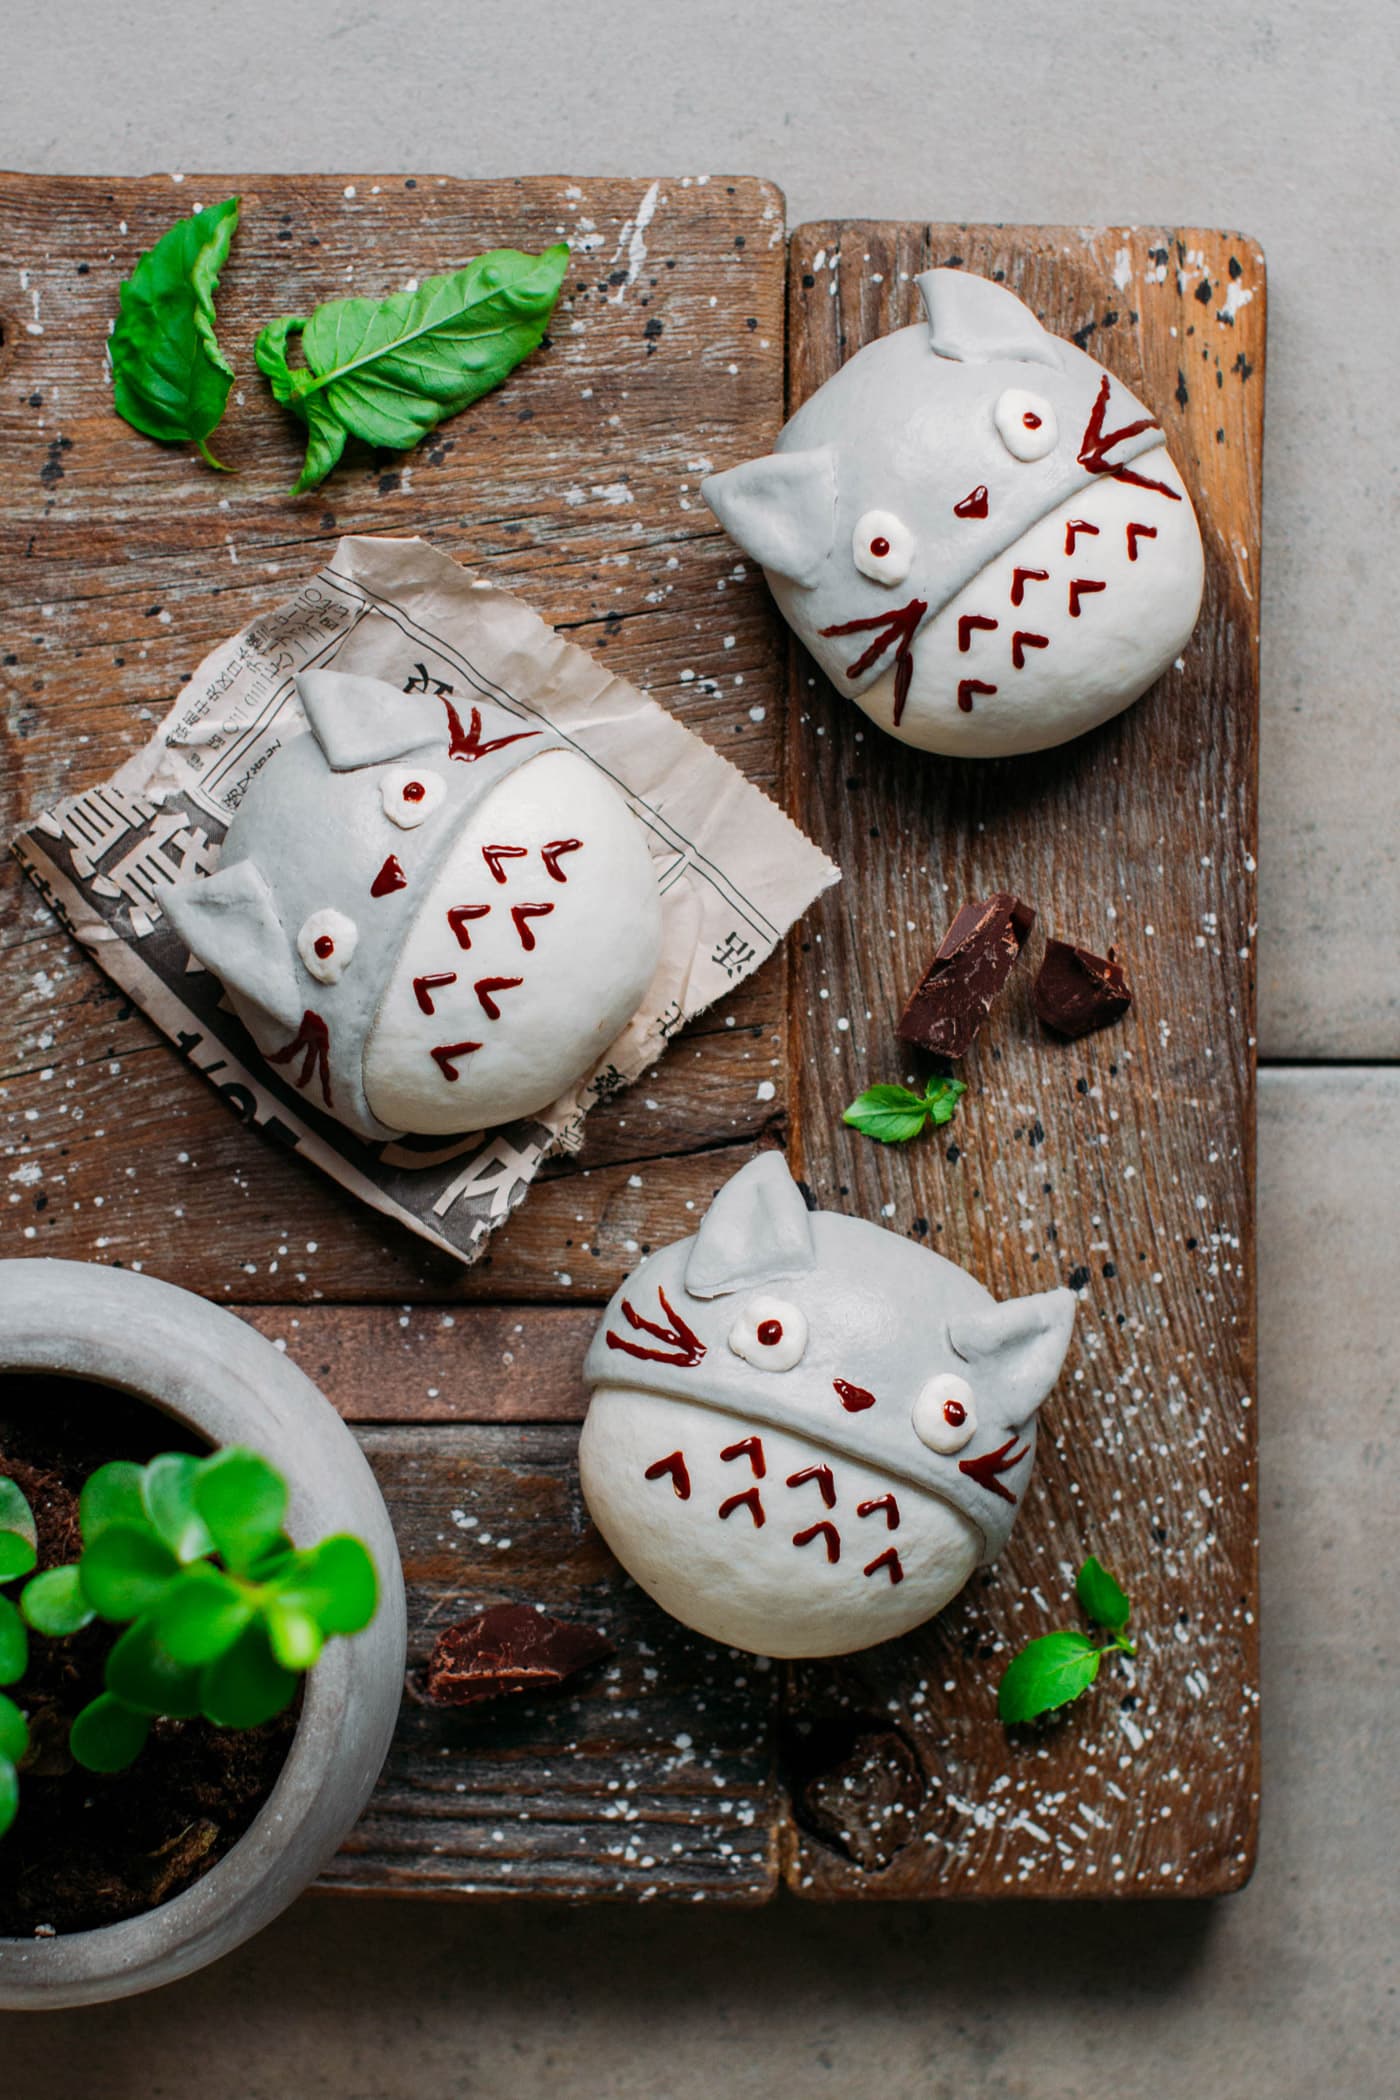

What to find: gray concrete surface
left=1, top=3, right=1397, bottom=2094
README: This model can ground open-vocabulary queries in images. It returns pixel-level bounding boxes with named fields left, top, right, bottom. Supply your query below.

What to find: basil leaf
left=997, top=1629, right=1101, bottom=1724
left=110, top=197, right=240, bottom=468
left=922, top=1077, right=967, bottom=1127
left=255, top=243, right=569, bottom=494
left=1075, top=1554, right=1131, bottom=1633
left=843, top=1084, right=931, bottom=1145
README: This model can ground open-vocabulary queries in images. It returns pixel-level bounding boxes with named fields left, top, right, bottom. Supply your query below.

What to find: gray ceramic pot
left=0, top=1259, right=407, bottom=2009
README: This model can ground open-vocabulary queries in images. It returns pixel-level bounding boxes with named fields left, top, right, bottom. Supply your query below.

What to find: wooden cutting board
left=0, top=182, right=1262, bottom=1901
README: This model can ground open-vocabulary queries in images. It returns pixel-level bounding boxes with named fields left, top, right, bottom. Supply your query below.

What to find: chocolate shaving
left=1032, top=938, right=1133, bottom=1038
left=424, top=1604, right=613, bottom=1707
left=896, top=893, right=1036, bottom=1059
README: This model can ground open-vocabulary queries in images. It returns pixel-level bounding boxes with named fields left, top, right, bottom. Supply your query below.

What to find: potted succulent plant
left=0, top=1259, right=406, bottom=2009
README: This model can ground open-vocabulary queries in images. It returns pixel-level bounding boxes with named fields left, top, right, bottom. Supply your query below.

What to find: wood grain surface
left=782, top=223, right=1263, bottom=1897
left=1, top=187, right=1262, bottom=1903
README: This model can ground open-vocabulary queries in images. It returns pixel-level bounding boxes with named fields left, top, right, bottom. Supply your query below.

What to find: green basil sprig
left=997, top=1555, right=1137, bottom=1724
left=843, top=1076, right=966, bottom=1144
left=255, top=243, right=570, bottom=493
left=110, top=196, right=240, bottom=471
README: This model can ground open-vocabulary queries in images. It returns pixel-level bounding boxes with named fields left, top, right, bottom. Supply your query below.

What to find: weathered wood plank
left=323, top=1425, right=779, bottom=1903
left=0, top=173, right=790, bottom=1297
left=780, top=224, right=1262, bottom=1898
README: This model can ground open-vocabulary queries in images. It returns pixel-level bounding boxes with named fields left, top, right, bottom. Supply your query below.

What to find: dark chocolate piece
left=896, top=892, right=1036, bottom=1058
left=1032, top=938, right=1133, bottom=1038
left=424, top=1604, right=613, bottom=1707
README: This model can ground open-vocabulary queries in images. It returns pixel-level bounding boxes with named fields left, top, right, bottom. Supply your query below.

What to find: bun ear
left=947, top=1286, right=1076, bottom=1421
left=917, top=269, right=1062, bottom=370
left=701, top=448, right=837, bottom=588
left=163, top=859, right=302, bottom=1029
left=684, top=1152, right=817, bottom=1298
left=296, top=669, right=445, bottom=771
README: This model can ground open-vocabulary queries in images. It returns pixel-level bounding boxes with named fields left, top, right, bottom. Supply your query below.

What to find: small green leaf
left=0, top=1477, right=37, bottom=1551
left=0, top=1689, right=28, bottom=1764
left=193, top=1449, right=289, bottom=1573
left=156, top=1563, right=254, bottom=1666
left=200, top=1620, right=297, bottom=1729
left=255, top=243, right=569, bottom=493
left=265, top=1600, right=323, bottom=1673
left=79, top=1521, right=179, bottom=1621
left=998, top=1630, right=1102, bottom=1724
left=0, top=1595, right=28, bottom=1686
left=0, top=1529, right=36, bottom=1583
left=842, top=1083, right=933, bottom=1145
left=278, top=1534, right=378, bottom=1636
left=1076, top=1555, right=1132, bottom=1633
left=110, top=197, right=239, bottom=460
left=21, top=1564, right=95, bottom=1637
left=80, top=1460, right=147, bottom=1542
left=105, top=1615, right=205, bottom=1718
left=0, top=1754, right=17, bottom=1838
left=70, top=1693, right=152, bottom=1774
left=142, top=1453, right=217, bottom=1563
left=922, top=1077, right=968, bottom=1127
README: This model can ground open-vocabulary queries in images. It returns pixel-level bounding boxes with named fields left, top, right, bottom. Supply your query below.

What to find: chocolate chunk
left=1032, top=938, right=1133, bottom=1038
left=424, top=1604, right=613, bottom=1707
left=897, top=893, right=1036, bottom=1059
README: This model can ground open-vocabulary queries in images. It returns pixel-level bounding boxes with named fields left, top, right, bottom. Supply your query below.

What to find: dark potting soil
left=0, top=1373, right=297, bottom=1939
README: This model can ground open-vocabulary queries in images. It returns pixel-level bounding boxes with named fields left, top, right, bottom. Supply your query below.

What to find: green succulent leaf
left=254, top=243, right=569, bottom=493
left=104, top=1614, right=205, bottom=1718
left=265, top=1600, right=323, bottom=1674
left=79, top=1460, right=147, bottom=1543
left=0, top=1595, right=28, bottom=1685
left=0, top=1689, right=29, bottom=1764
left=21, top=1564, right=95, bottom=1638
left=80, top=1520, right=180, bottom=1622
left=200, top=1619, right=297, bottom=1730
left=278, top=1534, right=378, bottom=1637
left=193, top=1449, right=288, bottom=1574
left=0, top=1754, right=17, bottom=1838
left=1075, top=1555, right=1132, bottom=1634
left=70, top=1693, right=152, bottom=1774
left=0, top=1477, right=38, bottom=1582
left=156, top=1563, right=254, bottom=1666
left=110, top=196, right=240, bottom=466
left=142, top=1453, right=217, bottom=1564
left=997, top=1630, right=1102, bottom=1724
left=843, top=1077, right=967, bottom=1145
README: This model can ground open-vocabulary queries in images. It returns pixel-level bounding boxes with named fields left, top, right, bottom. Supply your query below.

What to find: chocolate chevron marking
left=1064, top=518, right=1100, bottom=556
left=1011, top=631, right=1049, bottom=670
left=1068, top=578, right=1107, bottom=618
left=413, top=970, right=457, bottom=1016
left=644, top=1450, right=692, bottom=1500
left=1126, top=522, right=1158, bottom=561
left=483, top=844, right=528, bottom=884
left=429, top=1039, right=482, bottom=1081
left=1077, top=372, right=1180, bottom=499
left=541, top=839, right=582, bottom=882
left=792, top=1520, right=841, bottom=1564
left=786, top=1463, right=836, bottom=1509
left=718, top=1487, right=765, bottom=1527
left=856, top=1492, right=900, bottom=1531
left=474, top=975, right=523, bottom=1020
left=446, top=904, right=490, bottom=948
left=511, top=902, right=554, bottom=950
left=958, top=613, right=998, bottom=653
left=957, top=677, right=997, bottom=714
left=863, top=1547, right=905, bottom=1585
left=1010, top=565, right=1050, bottom=607
left=721, top=1435, right=766, bottom=1478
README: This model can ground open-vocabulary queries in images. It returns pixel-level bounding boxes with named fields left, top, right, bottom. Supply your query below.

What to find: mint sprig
left=997, top=1554, right=1137, bottom=1725
left=843, top=1077, right=966, bottom=1145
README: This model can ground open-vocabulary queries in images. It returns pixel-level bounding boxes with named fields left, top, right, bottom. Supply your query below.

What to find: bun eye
left=994, top=388, right=1058, bottom=462
left=912, top=1372, right=977, bottom=1453
left=728, top=1295, right=808, bottom=1371
left=852, top=510, right=915, bottom=586
left=382, top=767, right=446, bottom=830
left=297, top=908, right=358, bottom=985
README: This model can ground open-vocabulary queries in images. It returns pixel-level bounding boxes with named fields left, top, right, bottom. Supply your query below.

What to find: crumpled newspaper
left=12, top=536, right=838, bottom=1265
